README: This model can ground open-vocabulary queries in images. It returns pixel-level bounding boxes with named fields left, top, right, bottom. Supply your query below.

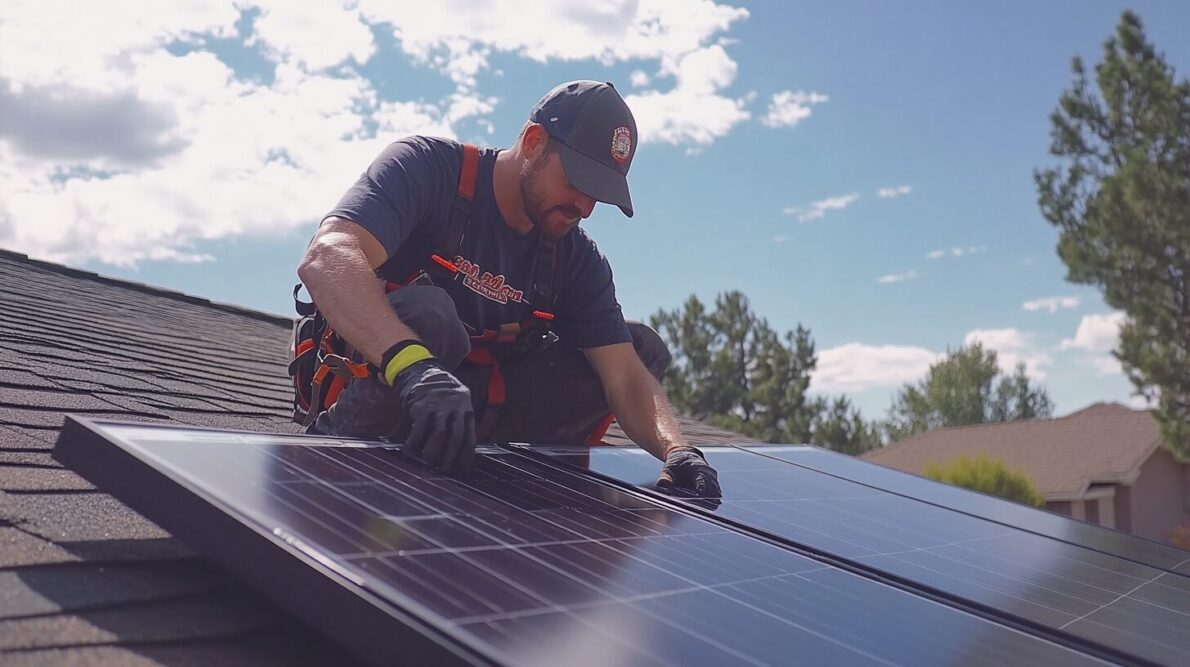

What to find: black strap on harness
left=378, top=143, right=559, bottom=323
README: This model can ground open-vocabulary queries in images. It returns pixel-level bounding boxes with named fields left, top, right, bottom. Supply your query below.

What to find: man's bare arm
left=583, top=342, right=687, bottom=461
left=297, top=216, right=419, bottom=366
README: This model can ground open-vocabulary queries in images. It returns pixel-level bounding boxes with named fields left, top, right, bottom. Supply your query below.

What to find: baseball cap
left=530, top=80, right=637, bottom=217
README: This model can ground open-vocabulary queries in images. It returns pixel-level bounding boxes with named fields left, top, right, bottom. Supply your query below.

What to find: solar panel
left=54, top=418, right=1121, bottom=667
left=759, top=445, right=1190, bottom=576
left=533, top=445, right=1190, bottom=666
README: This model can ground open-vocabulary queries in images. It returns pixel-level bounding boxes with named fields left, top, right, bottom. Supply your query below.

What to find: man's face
left=519, top=142, right=597, bottom=241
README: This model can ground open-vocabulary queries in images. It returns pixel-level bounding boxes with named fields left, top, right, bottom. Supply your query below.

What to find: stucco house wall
left=1127, top=447, right=1188, bottom=541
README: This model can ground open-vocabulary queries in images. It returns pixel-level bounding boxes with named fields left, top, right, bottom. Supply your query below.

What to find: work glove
left=383, top=342, right=476, bottom=473
left=657, top=447, right=721, bottom=499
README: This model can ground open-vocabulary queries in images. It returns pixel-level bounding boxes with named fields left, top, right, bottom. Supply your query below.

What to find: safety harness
left=288, top=144, right=568, bottom=438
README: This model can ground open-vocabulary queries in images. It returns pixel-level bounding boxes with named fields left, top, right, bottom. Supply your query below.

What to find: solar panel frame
left=53, top=416, right=493, bottom=667
left=528, top=444, right=1189, bottom=666
left=54, top=418, right=1137, bottom=667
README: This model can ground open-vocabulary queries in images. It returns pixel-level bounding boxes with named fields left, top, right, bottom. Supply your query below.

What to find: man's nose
left=576, top=194, right=596, bottom=218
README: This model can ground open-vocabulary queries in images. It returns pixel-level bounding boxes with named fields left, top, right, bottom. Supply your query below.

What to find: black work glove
left=657, top=447, right=721, bottom=499
left=390, top=357, right=476, bottom=473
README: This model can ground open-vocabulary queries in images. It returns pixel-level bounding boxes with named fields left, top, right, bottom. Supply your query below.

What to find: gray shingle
left=0, top=630, right=365, bottom=667
left=0, top=451, right=60, bottom=468
left=0, top=527, right=81, bottom=568
left=0, top=561, right=227, bottom=620
left=0, top=592, right=286, bottom=650
left=0, top=386, right=127, bottom=412
left=0, top=369, right=61, bottom=390
left=0, top=468, right=94, bottom=492
left=2, top=493, right=170, bottom=543
left=0, top=247, right=745, bottom=664
left=0, top=407, right=165, bottom=429
left=0, top=425, right=56, bottom=449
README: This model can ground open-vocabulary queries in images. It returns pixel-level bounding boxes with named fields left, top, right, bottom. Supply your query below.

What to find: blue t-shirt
left=326, top=136, right=631, bottom=349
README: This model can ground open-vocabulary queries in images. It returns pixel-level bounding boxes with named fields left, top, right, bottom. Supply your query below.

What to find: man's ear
left=521, top=123, right=549, bottom=159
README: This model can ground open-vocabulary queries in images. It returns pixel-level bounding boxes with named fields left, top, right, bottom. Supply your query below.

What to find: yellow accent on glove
left=383, top=343, right=433, bottom=386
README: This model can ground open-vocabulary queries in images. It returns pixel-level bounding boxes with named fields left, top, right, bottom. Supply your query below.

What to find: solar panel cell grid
left=536, top=445, right=1190, bottom=666
left=762, top=445, right=1190, bottom=575
left=58, top=421, right=1116, bottom=667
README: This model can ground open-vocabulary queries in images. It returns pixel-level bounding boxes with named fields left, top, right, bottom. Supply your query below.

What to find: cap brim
left=555, top=141, right=634, bottom=218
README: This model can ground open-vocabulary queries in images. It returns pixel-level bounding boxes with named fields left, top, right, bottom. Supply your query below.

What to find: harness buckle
left=323, top=354, right=370, bottom=381
left=513, top=321, right=558, bottom=355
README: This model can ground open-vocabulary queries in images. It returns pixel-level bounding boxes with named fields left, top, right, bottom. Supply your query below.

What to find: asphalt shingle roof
left=861, top=402, right=1166, bottom=500
left=0, top=247, right=745, bottom=664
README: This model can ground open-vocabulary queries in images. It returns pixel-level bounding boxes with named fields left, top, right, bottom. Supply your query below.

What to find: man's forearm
left=297, top=232, right=419, bottom=366
left=605, top=370, right=688, bottom=462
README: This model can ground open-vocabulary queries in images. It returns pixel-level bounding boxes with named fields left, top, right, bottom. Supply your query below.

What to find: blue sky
left=2, top=1, right=1188, bottom=423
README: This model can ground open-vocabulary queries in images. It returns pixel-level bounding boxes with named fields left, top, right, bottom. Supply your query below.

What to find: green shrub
left=923, top=455, right=1045, bottom=506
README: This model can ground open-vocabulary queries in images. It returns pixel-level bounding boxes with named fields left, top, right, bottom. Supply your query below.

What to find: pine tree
left=651, top=292, right=818, bottom=443
left=1035, top=11, right=1190, bottom=456
left=885, top=343, right=1053, bottom=442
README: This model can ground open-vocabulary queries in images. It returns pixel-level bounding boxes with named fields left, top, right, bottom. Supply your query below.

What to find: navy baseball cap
left=530, top=80, right=637, bottom=217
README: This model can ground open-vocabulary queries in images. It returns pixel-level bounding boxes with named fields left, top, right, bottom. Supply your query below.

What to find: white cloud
left=814, top=343, right=941, bottom=394
left=1090, top=355, right=1122, bottom=376
left=1060, top=312, right=1126, bottom=352
left=927, top=245, right=986, bottom=259
left=772, top=235, right=792, bottom=243
left=0, top=40, right=451, bottom=267
left=1129, top=393, right=1157, bottom=410
left=761, top=90, right=828, bottom=128
left=0, top=0, right=756, bottom=267
left=1022, top=296, right=1080, bottom=314
left=783, top=193, right=859, bottom=222
left=630, top=69, right=651, bottom=87
left=0, top=2, right=241, bottom=90
left=250, top=3, right=376, bottom=71
left=361, top=0, right=753, bottom=144
left=626, top=44, right=751, bottom=146
left=964, top=328, right=1052, bottom=380
left=363, top=0, right=749, bottom=77
left=876, top=270, right=915, bottom=284
left=876, top=185, right=911, bottom=198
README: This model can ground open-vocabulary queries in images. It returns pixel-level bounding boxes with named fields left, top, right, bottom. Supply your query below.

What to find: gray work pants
left=312, top=285, right=671, bottom=445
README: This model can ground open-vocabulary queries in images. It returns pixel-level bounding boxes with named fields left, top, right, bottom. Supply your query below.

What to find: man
left=297, top=80, right=719, bottom=498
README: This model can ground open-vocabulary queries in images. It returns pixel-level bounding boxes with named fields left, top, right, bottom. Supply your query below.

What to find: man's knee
left=627, top=322, right=671, bottom=381
left=386, top=286, right=470, bottom=368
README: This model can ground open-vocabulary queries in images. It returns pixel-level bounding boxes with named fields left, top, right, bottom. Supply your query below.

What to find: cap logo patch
left=610, top=126, right=632, bottom=164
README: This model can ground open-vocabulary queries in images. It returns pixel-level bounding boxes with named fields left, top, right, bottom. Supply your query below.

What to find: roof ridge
left=1058, top=400, right=1148, bottom=418
left=887, top=414, right=1047, bottom=448
left=0, top=247, right=292, bottom=328
left=875, top=403, right=1152, bottom=456
left=891, top=400, right=1150, bottom=446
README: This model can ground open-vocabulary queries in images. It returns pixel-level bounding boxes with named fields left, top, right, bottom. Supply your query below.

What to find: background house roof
left=860, top=402, right=1165, bottom=500
left=0, top=248, right=745, bottom=664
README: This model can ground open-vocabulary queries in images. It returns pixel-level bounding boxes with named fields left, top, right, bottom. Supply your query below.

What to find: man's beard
left=520, top=152, right=581, bottom=241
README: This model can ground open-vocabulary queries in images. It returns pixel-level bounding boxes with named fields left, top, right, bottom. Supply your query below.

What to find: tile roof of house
left=860, top=402, right=1165, bottom=500
left=0, top=248, right=747, bottom=663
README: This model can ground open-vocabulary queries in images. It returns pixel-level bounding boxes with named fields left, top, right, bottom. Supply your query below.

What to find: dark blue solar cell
left=762, top=445, right=1190, bottom=575
left=56, top=419, right=1125, bottom=667
left=534, top=444, right=1190, bottom=666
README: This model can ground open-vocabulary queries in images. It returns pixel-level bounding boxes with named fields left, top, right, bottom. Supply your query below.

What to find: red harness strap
left=374, top=142, right=609, bottom=443
left=457, top=142, right=479, bottom=199
left=462, top=346, right=505, bottom=405
left=585, top=413, right=616, bottom=445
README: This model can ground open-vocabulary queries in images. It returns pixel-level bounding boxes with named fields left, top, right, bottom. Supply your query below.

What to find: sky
left=2, top=0, right=1188, bottom=423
